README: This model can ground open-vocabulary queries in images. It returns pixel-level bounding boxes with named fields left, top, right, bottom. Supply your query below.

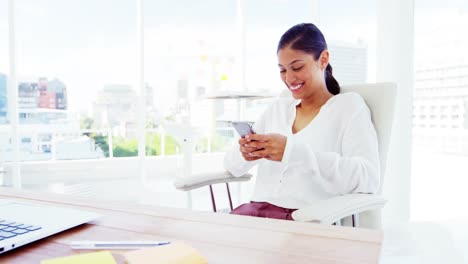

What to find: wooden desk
left=0, top=187, right=382, bottom=263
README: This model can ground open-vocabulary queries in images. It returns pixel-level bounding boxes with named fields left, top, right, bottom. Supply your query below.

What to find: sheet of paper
left=124, top=242, right=207, bottom=264
left=41, top=251, right=117, bottom=264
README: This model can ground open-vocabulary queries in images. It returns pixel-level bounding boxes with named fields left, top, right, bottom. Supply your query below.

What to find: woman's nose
left=285, top=71, right=296, bottom=84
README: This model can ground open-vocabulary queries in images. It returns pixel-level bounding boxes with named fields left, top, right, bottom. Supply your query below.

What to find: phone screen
left=231, top=122, right=254, bottom=137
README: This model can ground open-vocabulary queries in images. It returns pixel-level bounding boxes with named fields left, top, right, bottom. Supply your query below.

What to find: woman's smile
left=289, top=82, right=304, bottom=93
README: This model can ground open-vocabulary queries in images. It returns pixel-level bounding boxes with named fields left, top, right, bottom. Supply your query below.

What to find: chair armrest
left=291, top=193, right=387, bottom=225
left=174, top=170, right=253, bottom=191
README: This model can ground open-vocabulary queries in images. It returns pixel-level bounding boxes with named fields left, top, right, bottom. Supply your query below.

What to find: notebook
left=0, top=199, right=100, bottom=254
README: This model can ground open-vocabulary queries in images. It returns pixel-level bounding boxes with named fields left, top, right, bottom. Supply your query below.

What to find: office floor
left=13, top=175, right=467, bottom=264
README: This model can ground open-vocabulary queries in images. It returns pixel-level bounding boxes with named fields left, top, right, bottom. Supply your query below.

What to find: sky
left=0, top=0, right=467, bottom=115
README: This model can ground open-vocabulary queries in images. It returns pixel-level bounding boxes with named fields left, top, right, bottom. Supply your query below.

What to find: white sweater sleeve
left=223, top=109, right=268, bottom=177
left=282, top=105, right=380, bottom=195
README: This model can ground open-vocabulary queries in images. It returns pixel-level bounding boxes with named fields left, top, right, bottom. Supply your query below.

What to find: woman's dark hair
left=277, top=23, right=340, bottom=95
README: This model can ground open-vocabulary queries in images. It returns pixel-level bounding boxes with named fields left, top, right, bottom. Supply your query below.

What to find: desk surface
left=0, top=187, right=382, bottom=264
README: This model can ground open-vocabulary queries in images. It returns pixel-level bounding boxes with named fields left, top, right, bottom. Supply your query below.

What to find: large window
left=3, top=1, right=327, bottom=167
left=14, top=0, right=137, bottom=161
left=411, top=0, right=468, bottom=221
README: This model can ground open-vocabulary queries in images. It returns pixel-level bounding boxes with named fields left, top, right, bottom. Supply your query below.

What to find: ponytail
left=325, top=64, right=340, bottom=95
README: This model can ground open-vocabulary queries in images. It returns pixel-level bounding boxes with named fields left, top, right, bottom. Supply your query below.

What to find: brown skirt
left=230, top=201, right=297, bottom=221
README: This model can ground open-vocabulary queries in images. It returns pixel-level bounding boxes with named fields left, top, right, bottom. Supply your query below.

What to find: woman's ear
left=319, top=50, right=330, bottom=70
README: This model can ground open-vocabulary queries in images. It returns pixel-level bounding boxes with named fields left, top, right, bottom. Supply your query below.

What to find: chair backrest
left=341, top=83, right=397, bottom=228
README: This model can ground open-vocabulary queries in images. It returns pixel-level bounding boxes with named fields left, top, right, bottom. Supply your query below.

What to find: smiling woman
left=276, top=24, right=337, bottom=134
left=225, top=23, right=380, bottom=221
left=277, top=23, right=340, bottom=98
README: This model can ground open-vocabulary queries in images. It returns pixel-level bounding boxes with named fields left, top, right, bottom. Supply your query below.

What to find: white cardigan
left=223, top=92, right=380, bottom=209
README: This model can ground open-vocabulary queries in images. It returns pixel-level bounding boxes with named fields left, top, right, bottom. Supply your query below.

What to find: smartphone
left=231, top=121, right=255, bottom=138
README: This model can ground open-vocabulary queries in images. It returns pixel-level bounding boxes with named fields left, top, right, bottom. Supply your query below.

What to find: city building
left=412, top=12, right=468, bottom=154
left=0, top=77, right=101, bottom=160
left=328, top=42, right=368, bottom=85
left=412, top=64, right=468, bottom=153
left=37, top=78, right=67, bottom=110
left=18, top=82, right=39, bottom=109
left=18, top=78, right=68, bottom=112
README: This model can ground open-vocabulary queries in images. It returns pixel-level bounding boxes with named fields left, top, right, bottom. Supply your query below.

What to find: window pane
left=15, top=0, right=137, bottom=161
left=0, top=0, right=8, bottom=122
left=319, top=0, right=377, bottom=85
left=144, top=0, right=238, bottom=155
left=412, top=0, right=468, bottom=221
left=0, top=0, right=9, bottom=170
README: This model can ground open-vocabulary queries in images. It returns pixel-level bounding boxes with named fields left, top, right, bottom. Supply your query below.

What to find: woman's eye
left=292, top=66, right=303, bottom=71
left=279, top=69, right=286, bottom=73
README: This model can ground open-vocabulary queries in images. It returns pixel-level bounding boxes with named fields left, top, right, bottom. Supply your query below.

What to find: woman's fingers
left=246, top=134, right=286, bottom=161
left=238, top=133, right=285, bottom=161
left=245, top=133, right=268, bottom=142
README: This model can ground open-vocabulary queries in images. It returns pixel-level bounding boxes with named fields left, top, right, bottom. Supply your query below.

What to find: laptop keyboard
left=0, top=219, right=42, bottom=241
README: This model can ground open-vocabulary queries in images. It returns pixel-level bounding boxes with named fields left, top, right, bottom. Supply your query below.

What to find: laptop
left=0, top=199, right=100, bottom=254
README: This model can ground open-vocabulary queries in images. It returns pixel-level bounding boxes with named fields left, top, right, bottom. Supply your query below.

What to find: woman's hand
left=238, top=136, right=263, bottom=161
left=243, top=133, right=287, bottom=162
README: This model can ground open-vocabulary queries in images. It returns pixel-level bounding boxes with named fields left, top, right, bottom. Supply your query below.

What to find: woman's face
left=277, top=46, right=328, bottom=100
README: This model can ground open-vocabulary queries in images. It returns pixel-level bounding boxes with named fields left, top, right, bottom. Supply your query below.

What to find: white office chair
left=175, top=82, right=397, bottom=229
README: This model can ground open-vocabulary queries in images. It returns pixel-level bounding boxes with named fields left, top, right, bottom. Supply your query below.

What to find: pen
left=70, top=240, right=171, bottom=250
